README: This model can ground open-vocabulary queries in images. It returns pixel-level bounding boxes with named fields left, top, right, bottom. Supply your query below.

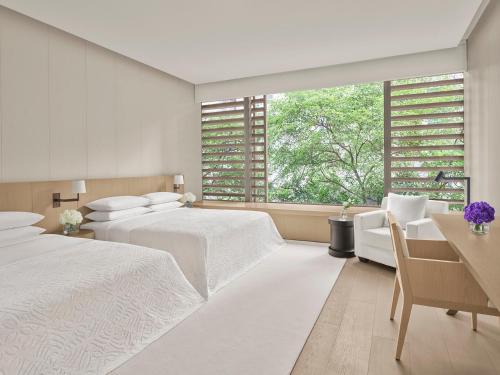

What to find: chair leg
left=472, top=312, right=477, bottom=331
left=390, top=277, right=400, bottom=320
left=395, top=302, right=412, bottom=360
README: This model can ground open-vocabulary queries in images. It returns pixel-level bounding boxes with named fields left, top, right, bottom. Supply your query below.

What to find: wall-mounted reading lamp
left=53, top=180, right=86, bottom=208
left=434, top=171, right=471, bottom=206
left=173, top=175, right=184, bottom=193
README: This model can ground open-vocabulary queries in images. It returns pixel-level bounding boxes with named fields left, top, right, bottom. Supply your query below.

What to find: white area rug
left=113, top=241, right=346, bottom=375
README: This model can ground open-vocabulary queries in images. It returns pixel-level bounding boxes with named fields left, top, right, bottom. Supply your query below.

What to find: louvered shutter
left=202, top=96, right=267, bottom=202
left=384, top=74, right=465, bottom=208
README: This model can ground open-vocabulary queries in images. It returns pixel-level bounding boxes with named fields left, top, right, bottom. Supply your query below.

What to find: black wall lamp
left=53, top=180, right=86, bottom=208
left=434, top=171, right=471, bottom=206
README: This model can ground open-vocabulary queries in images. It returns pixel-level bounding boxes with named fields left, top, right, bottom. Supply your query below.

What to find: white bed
left=82, top=208, right=285, bottom=299
left=0, top=234, right=204, bottom=375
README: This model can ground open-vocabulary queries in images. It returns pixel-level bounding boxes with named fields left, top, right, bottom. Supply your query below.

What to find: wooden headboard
left=0, top=175, right=175, bottom=233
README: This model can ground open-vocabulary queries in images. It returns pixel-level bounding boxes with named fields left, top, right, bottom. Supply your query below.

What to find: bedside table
left=327, top=216, right=355, bottom=258
left=63, top=229, right=95, bottom=240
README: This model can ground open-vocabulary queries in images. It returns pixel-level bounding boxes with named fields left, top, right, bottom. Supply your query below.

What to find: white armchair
left=354, top=197, right=449, bottom=267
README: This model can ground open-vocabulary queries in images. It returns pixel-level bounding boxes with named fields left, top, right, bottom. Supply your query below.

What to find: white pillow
left=0, top=212, right=44, bottom=230
left=0, top=226, right=46, bottom=243
left=85, top=206, right=152, bottom=222
left=149, top=201, right=183, bottom=211
left=386, top=193, right=428, bottom=229
left=86, top=196, right=149, bottom=211
left=142, top=192, right=182, bottom=205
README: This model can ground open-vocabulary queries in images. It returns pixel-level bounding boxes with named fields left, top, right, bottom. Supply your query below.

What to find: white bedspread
left=0, top=235, right=204, bottom=375
left=82, top=209, right=285, bottom=298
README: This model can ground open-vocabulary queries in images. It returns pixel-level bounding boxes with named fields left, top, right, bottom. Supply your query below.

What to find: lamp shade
left=174, top=175, right=184, bottom=185
left=72, top=180, right=86, bottom=194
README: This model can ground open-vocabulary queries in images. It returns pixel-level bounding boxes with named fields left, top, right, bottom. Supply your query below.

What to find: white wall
left=466, top=0, right=500, bottom=206
left=0, top=6, right=201, bottom=196
left=195, top=46, right=467, bottom=102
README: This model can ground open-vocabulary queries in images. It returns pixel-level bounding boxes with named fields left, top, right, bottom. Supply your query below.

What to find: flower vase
left=63, top=223, right=79, bottom=235
left=184, top=202, right=193, bottom=208
left=340, top=208, right=347, bottom=220
left=469, top=222, right=489, bottom=235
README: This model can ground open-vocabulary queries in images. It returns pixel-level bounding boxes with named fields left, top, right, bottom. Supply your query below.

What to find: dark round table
left=328, top=216, right=355, bottom=258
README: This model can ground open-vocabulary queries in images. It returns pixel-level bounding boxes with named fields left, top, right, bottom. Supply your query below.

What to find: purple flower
left=464, top=201, right=495, bottom=224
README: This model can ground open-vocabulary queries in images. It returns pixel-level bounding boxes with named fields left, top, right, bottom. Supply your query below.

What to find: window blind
left=201, top=96, right=267, bottom=202
left=384, top=73, right=465, bottom=208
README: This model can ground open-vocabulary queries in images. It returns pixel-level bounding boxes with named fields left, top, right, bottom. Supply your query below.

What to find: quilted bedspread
left=83, top=208, right=285, bottom=298
left=0, top=235, right=204, bottom=375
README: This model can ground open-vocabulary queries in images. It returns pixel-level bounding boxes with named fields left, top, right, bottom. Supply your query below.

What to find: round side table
left=328, top=216, right=355, bottom=258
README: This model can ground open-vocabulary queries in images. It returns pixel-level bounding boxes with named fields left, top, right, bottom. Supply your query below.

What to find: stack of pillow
left=85, top=192, right=183, bottom=222
left=142, top=192, right=183, bottom=211
left=0, top=212, right=45, bottom=244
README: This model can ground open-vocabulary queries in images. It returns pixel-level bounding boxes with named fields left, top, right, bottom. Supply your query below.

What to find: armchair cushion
left=406, top=218, right=446, bottom=240
left=386, top=193, right=428, bottom=228
left=353, top=209, right=386, bottom=231
left=425, top=200, right=449, bottom=216
left=362, top=227, right=394, bottom=250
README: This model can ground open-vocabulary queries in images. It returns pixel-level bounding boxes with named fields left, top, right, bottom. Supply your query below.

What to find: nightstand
left=328, top=216, right=355, bottom=258
left=63, top=229, right=95, bottom=240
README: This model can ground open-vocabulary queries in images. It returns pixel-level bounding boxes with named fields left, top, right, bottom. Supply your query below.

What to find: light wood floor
left=292, top=258, right=500, bottom=375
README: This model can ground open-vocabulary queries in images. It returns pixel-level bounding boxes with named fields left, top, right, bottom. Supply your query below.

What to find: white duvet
left=82, top=208, right=285, bottom=298
left=0, top=235, right=204, bottom=375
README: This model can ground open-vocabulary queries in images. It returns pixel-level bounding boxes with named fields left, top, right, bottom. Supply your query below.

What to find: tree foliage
left=267, top=84, right=384, bottom=205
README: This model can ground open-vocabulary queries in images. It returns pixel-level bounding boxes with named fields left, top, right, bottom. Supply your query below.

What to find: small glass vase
left=184, top=201, right=193, bottom=208
left=63, top=223, right=80, bottom=235
left=340, top=208, right=348, bottom=220
left=469, top=222, right=490, bottom=235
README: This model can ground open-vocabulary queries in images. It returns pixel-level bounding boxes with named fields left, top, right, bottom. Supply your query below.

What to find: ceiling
left=0, top=0, right=484, bottom=84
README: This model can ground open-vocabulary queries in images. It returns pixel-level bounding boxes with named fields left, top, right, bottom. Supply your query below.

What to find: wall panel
left=466, top=0, right=500, bottom=206
left=0, top=6, right=201, bottom=196
left=0, top=8, right=50, bottom=181
left=86, top=44, right=117, bottom=178
left=140, top=69, right=165, bottom=176
left=115, top=55, right=144, bottom=177
left=48, top=29, right=87, bottom=179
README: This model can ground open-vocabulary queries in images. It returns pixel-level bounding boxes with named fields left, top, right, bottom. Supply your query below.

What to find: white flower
left=181, top=192, right=196, bottom=203
left=59, top=209, right=83, bottom=225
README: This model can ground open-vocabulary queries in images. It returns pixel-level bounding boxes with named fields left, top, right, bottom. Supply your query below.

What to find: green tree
left=268, top=83, right=384, bottom=205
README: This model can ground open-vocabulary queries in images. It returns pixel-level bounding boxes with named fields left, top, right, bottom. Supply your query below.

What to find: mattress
left=0, top=234, right=204, bottom=375
left=82, top=208, right=285, bottom=298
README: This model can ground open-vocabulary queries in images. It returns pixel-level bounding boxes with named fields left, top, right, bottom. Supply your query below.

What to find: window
left=267, top=84, right=384, bottom=205
left=201, top=97, right=267, bottom=202
left=201, top=73, right=466, bottom=207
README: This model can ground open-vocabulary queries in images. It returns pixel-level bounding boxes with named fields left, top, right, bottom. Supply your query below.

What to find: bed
left=82, top=208, right=285, bottom=299
left=0, top=234, right=204, bottom=375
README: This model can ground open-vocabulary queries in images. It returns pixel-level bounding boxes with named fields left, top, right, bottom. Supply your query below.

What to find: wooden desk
left=433, top=214, right=500, bottom=309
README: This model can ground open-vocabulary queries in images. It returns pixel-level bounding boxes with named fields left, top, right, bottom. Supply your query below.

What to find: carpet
left=113, top=241, right=346, bottom=375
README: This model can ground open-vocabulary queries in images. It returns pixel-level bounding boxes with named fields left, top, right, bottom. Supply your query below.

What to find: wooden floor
left=292, top=258, right=500, bottom=375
